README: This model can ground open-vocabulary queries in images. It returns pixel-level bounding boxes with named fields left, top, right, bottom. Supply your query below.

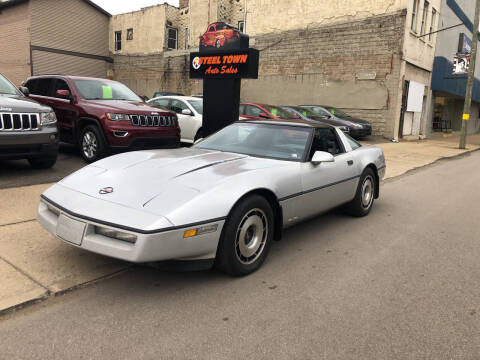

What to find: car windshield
left=262, top=105, right=298, bottom=119
left=324, top=106, right=352, bottom=118
left=73, top=79, right=141, bottom=101
left=187, top=100, right=203, bottom=114
left=0, top=74, right=19, bottom=95
left=194, top=122, right=312, bottom=162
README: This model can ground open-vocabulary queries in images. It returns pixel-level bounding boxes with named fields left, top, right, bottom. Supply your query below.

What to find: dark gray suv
left=0, top=73, right=58, bottom=168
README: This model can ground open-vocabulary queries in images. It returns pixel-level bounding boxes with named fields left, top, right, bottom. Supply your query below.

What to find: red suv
left=239, top=103, right=300, bottom=121
left=23, top=75, right=180, bottom=162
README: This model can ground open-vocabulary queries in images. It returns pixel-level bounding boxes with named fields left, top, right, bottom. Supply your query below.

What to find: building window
left=127, top=28, right=133, bottom=41
left=114, top=31, right=122, bottom=51
left=420, top=0, right=429, bottom=35
left=185, top=28, right=189, bottom=49
left=167, top=27, right=178, bottom=49
left=411, top=0, right=419, bottom=32
left=429, top=8, right=436, bottom=41
left=238, top=20, right=245, bottom=32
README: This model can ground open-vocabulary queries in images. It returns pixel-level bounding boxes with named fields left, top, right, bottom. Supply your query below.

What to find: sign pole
left=459, top=0, right=480, bottom=149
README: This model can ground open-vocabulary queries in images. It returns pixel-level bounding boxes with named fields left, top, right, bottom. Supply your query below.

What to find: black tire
left=79, top=125, right=107, bottom=163
left=343, top=167, right=376, bottom=217
left=215, top=195, right=274, bottom=276
left=28, top=154, right=57, bottom=169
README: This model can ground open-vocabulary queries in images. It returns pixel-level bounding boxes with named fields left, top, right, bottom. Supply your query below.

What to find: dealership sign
left=458, top=33, right=472, bottom=54
left=190, top=49, right=259, bottom=79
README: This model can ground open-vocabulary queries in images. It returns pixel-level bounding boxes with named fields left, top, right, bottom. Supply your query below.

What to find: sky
left=91, top=0, right=179, bottom=15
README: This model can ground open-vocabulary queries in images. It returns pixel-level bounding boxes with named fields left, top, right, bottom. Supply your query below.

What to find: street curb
left=0, top=267, right=132, bottom=318
left=382, top=146, right=480, bottom=183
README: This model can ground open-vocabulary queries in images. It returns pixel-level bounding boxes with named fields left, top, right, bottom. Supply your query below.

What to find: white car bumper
left=37, top=199, right=225, bottom=263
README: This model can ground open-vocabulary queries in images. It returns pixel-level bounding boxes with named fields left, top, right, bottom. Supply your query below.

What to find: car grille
left=130, top=115, right=175, bottom=127
left=0, top=113, right=39, bottom=131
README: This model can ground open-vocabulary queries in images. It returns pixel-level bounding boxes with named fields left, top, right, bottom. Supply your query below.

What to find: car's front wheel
left=343, top=167, right=376, bottom=217
left=79, top=125, right=106, bottom=163
left=215, top=195, right=274, bottom=276
left=216, top=39, right=221, bottom=48
left=28, top=154, right=57, bottom=169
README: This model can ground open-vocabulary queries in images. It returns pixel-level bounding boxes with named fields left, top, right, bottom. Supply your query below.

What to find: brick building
left=111, top=0, right=442, bottom=140
left=0, top=0, right=111, bottom=86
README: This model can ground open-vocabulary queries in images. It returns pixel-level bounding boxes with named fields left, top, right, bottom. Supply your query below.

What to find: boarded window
left=127, top=28, right=133, bottom=41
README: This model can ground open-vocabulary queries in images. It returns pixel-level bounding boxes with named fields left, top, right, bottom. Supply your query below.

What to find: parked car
left=23, top=75, right=180, bottom=163
left=0, top=73, right=58, bottom=168
left=282, top=106, right=351, bottom=134
left=300, top=105, right=372, bottom=138
left=38, top=118, right=386, bottom=276
left=240, top=103, right=300, bottom=121
left=152, top=91, right=184, bottom=98
left=148, top=96, right=203, bottom=143
left=200, top=22, right=240, bottom=49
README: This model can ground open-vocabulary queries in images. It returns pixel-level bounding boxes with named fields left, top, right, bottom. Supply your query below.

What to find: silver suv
left=0, top=73, right=58, bottom=168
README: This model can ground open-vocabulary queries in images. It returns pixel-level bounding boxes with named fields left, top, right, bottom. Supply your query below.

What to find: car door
left=51, top=79, right=77, bottom=143
left=298, top=128, right=358, bottom=219
left=170, top=99, right=196, bottom=142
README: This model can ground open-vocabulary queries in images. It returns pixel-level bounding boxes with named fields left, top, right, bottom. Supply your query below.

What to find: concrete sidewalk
left=0, top=132, right=479, bottom=314
left=362, top=131, right=480, bottom=179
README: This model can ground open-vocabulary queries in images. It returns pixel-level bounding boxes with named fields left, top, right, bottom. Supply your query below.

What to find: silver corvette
left=37, top=119, right=386, bottom=275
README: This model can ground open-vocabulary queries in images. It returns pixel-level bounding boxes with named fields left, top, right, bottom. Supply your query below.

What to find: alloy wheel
left=234, top=208, right=268, bottom=265
left=361, top=175, right=374, bottom=209
left=82, top=131, right=98, bottom=159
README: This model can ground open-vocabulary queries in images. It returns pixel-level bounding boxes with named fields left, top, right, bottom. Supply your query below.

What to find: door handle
left=347, top=160, right=354, bottom=166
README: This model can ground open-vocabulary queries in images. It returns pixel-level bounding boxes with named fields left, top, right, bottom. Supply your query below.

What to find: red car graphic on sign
left=200, top=22, right=240, bottom=49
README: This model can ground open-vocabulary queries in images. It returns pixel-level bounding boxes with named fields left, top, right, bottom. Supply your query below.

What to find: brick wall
left=0, top=1, right=31, bottom=86
left=113, top=11, right=406, bottom=137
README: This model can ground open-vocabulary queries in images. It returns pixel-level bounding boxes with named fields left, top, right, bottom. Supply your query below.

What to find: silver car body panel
left=37, top=126, right=386, bottom=262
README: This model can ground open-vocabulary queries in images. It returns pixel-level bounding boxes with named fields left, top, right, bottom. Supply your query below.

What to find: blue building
left=431, top=0, right=480, bottom=135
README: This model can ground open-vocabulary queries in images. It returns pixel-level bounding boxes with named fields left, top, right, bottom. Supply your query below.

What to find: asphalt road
left=1, top=152, right=480, bottom=359
left=0, top=144, right=85, bottom=189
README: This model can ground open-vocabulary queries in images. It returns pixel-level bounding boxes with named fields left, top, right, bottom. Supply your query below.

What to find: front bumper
left=349, top=126, right=372, bottom=138
left=37, top=198, right=225, bottom=263
left=0, top=127, right=59, bottom=159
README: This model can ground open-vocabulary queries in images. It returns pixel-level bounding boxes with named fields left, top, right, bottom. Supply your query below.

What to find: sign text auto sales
left=190, top=49, right=259, bottom=79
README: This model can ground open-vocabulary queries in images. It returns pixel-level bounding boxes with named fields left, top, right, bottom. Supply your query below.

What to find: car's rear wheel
left=79, top=125, right=106, bottom=163
left=28, top=154, right=57, bottom=169
left=215, top=195, right=274, bottom=276
left=343, top=168, right=376, bottom=217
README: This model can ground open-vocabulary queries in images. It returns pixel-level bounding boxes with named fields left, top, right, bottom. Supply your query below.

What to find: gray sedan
left=37, top=119, right=385, bottom=276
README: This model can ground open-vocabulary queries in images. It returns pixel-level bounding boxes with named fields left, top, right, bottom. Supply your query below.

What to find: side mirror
left=56, top=89, right=71, bottom=99
left=181, top=108, right=193, bottom=116
left=19, top=86, right=29, bottom=96
left=259, top=113, right=270, bottom=119
left=311, top=151, right=334, bottom=165
left=321, top=114, right=332, bottom=120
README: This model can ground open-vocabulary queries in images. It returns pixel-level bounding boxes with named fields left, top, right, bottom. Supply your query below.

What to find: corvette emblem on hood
left=99, top=187, right=114, bottom=195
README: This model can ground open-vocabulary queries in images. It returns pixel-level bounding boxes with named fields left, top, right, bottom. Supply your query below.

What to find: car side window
left=313, top=107, right=331, bottom=117
left=31, top=78, right=53, bottom=97
left=239, top=104, right=246, bottom=115
left=24, top=79, right=37, bottom=94
left=152, top=98, right=170, bottom=108
left=309, top=128, right=344, bottom=159
left=170, top=99, right=189, bottom=114
left=245, top=105, right=262, bottom=117
left=53, top=79, right=71, bottom=98
left=208, top=26, right=215, bottom=32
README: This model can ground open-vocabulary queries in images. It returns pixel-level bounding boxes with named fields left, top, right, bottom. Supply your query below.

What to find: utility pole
left=459, top=0, right=480, bottom=149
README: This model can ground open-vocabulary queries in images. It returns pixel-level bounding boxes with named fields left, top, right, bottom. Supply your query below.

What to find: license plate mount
left=56, top=214, right=86, bottom=246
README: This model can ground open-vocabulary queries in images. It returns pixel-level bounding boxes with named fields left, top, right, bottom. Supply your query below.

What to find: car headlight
left=106, top=113, right=130, bottom=121
left=349, top=122, right=363, bottom=128
left=95, top=226, right=137, bottom=244
left=40, top=111, right=57, bottom=126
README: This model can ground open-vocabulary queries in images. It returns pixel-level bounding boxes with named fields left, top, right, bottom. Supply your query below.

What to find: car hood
left=85, top=100, right=171, bottom=114
left=0, top=94, right=51, bottom=113
left=58, top=148, right=281, bottom=217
